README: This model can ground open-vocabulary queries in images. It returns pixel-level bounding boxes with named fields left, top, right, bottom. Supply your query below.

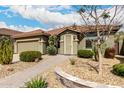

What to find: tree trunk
left=96, top=23, right=103, bottom=76
left=97, top=46, right=103, bottom=76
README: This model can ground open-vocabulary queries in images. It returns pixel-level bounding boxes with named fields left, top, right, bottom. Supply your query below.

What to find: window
left=86, top=39, right=92, bottom=48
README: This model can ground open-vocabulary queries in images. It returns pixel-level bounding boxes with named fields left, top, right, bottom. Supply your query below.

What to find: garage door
left=17, top=40, right=39, bottom=53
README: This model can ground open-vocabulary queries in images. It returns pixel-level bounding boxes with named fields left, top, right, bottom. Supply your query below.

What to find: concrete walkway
left=0, top=55, right=70, bottom=88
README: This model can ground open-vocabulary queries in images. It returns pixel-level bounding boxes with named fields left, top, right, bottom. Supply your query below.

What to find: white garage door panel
left=17, top=41, right=39, bottom=53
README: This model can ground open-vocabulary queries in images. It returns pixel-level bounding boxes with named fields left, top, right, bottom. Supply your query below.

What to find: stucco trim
left=73, top=39, right=79, bottom=42
left=16, top=38, right=40, bottom=42
left=38, top=41, right=46, bottom=43
left=60, top=40, right=64, bottom=43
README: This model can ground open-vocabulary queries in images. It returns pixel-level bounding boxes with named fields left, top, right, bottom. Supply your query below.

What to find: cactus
left=0, top=36, right=14, bottom=64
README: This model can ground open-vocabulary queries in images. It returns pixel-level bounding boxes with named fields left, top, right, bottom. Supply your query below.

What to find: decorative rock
left=35, top=58, right=39, bottom=62
left=7, top=67, right=14, bottom=72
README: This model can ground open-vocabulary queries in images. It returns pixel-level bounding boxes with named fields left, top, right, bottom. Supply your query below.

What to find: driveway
left=0, top=55, right=70, bottom=88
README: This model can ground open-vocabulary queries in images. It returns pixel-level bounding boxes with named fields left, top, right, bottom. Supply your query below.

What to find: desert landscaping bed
left=40, top=57, right=124, bottom=88
left=0, top=55, right=50, bottom=79
left=60, top=57, right=124, bottom=87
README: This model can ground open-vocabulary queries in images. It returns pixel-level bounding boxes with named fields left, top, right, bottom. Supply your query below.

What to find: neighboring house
left=0, top=25, right=121, bottom=55
left=12, top=29, right=50, bottom=54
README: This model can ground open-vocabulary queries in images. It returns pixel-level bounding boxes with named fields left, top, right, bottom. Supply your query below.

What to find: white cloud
left=0, top=21, right=48, bottom=32
left=1, top=5, right=124, bottom=31
left=0, top=22, right=8, bottom=28
left=8, top=5, right=82, bottom=28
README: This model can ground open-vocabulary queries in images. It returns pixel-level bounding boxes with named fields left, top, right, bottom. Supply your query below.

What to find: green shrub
left=25, top=76, right=48, bottom=88
left=20, top=51, right=42, bottom=62
left=0, top=36, right=13, bottom=64
left=112, top=63, right=124, bottom=77
left=69, top=58, right=76, bottom=65
left=47, top=45, right=57, bottom=55
left=104, top=47, right=115, bottom=59
left=77, top=50, right=94, bottom=58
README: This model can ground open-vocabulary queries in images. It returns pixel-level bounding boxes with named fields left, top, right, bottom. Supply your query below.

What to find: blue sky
left=0, top=5, right=115, bottom=32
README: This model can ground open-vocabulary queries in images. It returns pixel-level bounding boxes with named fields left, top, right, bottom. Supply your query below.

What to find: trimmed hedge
left=20, top=51, right=42, bottom=62
left=104, top=47, right=115, bottom=59
left=77, top=50, right=94, bottom=58
left=47, top=45, right=57, bottom=55
left=112, top=63, right=124, bottom=77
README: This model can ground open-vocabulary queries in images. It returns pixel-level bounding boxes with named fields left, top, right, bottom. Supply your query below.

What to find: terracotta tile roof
left=48, top=25, right=121, bottom=35
left=13, top=29, right=50, bottom=39
left=0, top=28, right=22, bottom=36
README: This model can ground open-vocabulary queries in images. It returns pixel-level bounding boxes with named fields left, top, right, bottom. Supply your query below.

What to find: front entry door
left=64, top=34, right=73, bottom=54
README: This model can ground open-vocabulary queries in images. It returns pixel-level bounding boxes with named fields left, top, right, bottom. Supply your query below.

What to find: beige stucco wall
left=78, top=35, right=115, bottom=51
left=105, top=35, right=115, bottom=48
left=78, top=38, right=85, bottom=50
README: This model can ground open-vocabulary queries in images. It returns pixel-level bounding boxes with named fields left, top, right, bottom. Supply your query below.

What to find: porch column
left=39, top=40, right=46, bottom=54
left=73, top=39, right=78, bottom=54
left=60, top=40, right=64, bottom=54
left=14, top=41, right=17, bottom=54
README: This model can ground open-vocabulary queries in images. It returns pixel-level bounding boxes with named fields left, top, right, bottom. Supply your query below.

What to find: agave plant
left=0, top=36, right=14, bottom=64
left=25, top=76, right=48, bottom=88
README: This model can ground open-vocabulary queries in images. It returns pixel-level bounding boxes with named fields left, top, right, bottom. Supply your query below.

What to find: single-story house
left=0, top=25, right=122, bottom=55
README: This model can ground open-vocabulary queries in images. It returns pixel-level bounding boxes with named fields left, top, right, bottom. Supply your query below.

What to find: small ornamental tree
left=47, top=35, right=57, bottom=55
left=0, top=36, right=14, bottom=64
left=77, top=5, right=123, bottom=75
left=48, top=35, right=57, bottom=46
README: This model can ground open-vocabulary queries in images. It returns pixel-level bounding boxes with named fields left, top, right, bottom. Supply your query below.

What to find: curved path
left=0, top=55, right=69, bottom=88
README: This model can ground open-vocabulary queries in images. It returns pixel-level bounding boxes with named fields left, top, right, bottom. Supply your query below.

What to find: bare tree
left=77, top=5, right=124, bottom=75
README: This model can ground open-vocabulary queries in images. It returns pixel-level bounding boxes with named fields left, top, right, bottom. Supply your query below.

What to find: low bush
left=47, top=45, right=57, bottom=55
left=77, top=50, right=94, bottom=58
left=69, top=58, right=76, bottom=65
left=104, top=47, right=115, bottom=58
left=25, top=76, right=48, bottom=88
left=112, top=63, right=124, bottom=77
left=20, top=51, right=42, bottom=62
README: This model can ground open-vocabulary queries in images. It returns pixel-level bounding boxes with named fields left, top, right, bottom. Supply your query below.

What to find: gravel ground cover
left=41, top=67, right=65, bottom=88
left=40, top=57, right=124, bottom=87
left=60, top=57, right=124, bottom=87
left=0, top=55, right=50, bottom=79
